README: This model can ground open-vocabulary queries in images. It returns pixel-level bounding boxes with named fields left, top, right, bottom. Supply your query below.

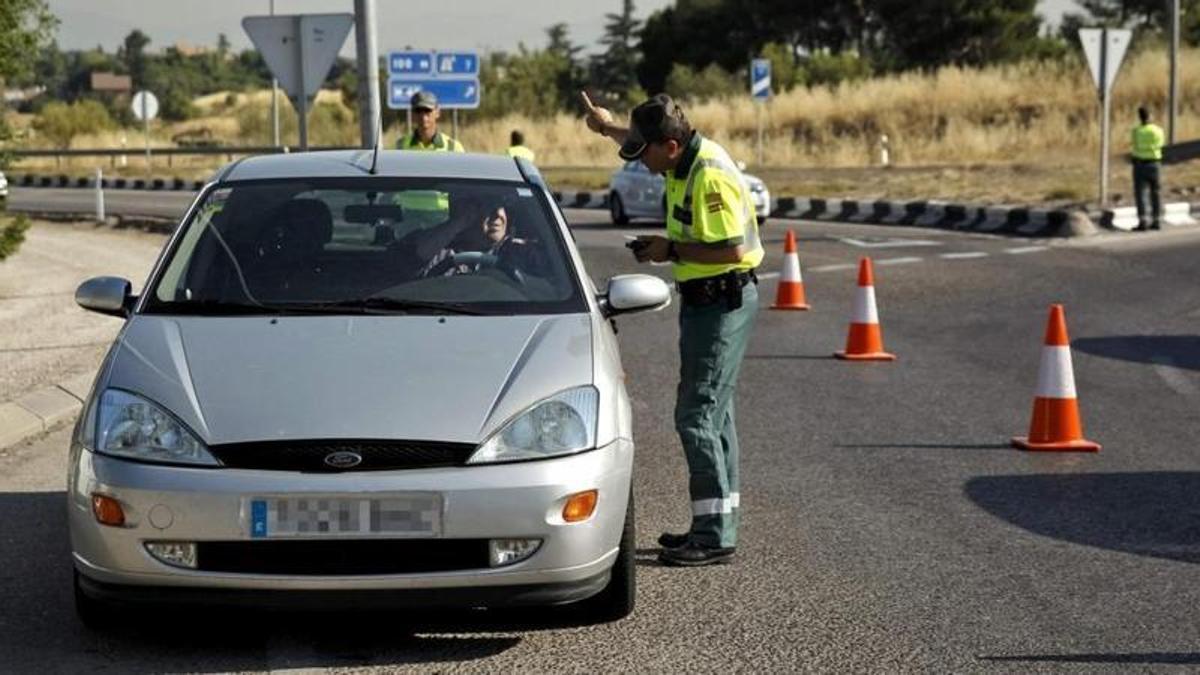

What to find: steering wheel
left=450, top=251, right=526, bottom=286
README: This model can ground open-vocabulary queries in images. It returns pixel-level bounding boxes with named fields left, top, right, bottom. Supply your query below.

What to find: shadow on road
left=978, top=652, right=1200, bottom=665
left=964, top=472, right=1200, bottom=564
left=836, top=443, right=1012, bottom=451
left=0, top=491, right=631, bottom=671
left=1073, top=335, right=1200, bottom=371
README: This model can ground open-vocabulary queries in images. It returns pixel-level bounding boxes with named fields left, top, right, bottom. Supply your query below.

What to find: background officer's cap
left=410, top=91, right=439, bottom=111
left=619, top=94, right=690, bottom=160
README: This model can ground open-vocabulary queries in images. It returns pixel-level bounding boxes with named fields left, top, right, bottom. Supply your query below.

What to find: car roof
left=217, top=150, right=527, bottom=183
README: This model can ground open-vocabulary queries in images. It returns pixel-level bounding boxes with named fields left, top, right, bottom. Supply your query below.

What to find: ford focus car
left=608, top=160, right=770, bottom=225
left=68, top=150, right=670, bottom=625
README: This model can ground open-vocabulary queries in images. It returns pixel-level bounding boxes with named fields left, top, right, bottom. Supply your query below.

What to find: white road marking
left=757, top=271, right=780, bottom=281
left=940, top=252, right=989, bottom=260
left=875, top=257, right=924, bottom=266
left=1151, top=356, right=1199, bottom=397
left=809, top=263, right=858, bottom=273
left=840, top=237, right=942, bottom=249
left=1004, top=246, right=1049, bottom=255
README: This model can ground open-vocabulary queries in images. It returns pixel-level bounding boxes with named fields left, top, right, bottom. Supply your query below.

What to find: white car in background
left=0, top=170, right=8, bottom=201
left=608, top=161, right=770, bottom=226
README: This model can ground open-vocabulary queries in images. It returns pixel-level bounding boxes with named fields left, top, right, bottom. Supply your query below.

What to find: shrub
left=0, top=214, right=31, bottom=262
left=32, top=99, right=116, bottom=148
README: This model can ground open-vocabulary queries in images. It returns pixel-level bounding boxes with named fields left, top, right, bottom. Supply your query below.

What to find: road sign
left=244, top=13, right=353, bottom=103
left=434, top=51, right=479, bottom=77
left=388, top=78, right=480, bottom=109
left=751, top=58, right=771, bottom=100
left=1079, top=28, right=1131, bottom=95
left=1078, top=28, right=1132, bottom=207
left=130, top=90, right=159, bottom=121
left=389, top=51, right=433, bottom=76
left=243, top=13, right=354, bottom=149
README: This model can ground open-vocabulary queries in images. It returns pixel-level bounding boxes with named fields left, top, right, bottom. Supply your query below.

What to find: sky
left=48, top=0, right=1081, bottom=57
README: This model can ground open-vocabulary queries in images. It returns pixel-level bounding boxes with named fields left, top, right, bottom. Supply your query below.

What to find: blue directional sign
left=435, top=51, right=479, bottom=78
left=388, top=78, right=481, bottom=109
left=751, top=58, right=771, bottom=100
left=389, top=51, right=433, bottom=76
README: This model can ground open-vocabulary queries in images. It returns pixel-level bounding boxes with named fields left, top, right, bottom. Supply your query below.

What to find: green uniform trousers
left=675, top=281, right=758, bottom=548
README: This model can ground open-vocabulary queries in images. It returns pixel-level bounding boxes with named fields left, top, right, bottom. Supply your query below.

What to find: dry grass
left=9, top=46, right=1200, bottom=206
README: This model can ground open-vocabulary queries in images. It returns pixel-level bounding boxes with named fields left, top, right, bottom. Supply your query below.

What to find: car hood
left=104, top=314, right=594, bottom=445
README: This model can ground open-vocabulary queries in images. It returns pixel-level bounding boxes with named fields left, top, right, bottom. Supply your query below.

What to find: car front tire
left=574, top=490, right=635, bottom=623
left=610, top=192, right=630, bottom=226
left=74, top=570, right=118, bottom=629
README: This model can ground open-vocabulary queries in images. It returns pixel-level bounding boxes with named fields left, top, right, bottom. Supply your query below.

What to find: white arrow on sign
left=243, top=13, right=353, bottom=106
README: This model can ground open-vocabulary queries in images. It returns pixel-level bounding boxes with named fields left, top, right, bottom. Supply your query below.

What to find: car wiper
left=275, top=297, right=486, bottom=316
left=144, top=299, right=281, bottom=316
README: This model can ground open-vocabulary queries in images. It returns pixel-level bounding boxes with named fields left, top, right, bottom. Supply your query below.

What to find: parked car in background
left=68, top=150, right=672, bottom=626
left=608, top=161, right=770, bottom=225
left=0, top=170, right=8, bottom=201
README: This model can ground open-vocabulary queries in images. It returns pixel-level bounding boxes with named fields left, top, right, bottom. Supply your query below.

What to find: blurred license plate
left=246, top=494, right=441, bottom=539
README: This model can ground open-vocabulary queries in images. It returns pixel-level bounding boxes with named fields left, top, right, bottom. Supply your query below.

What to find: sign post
left=1079, top=28, right=1131, bottom=207
left=130, top=90, right=159, bottom=174
left=750, top=58, right=771, bottom=167
left=243, top=13, right=354, bottom=150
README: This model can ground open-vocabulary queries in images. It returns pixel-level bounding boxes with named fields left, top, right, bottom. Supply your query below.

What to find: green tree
left=1, top=0, right=58, bottom=262
left=32, top=99, right=115, bottom=148
left=590, top=0, right=643, bottom=105
left=118, top=28, right=151, bottom=85
left=871, top=0, right=1045, bottom=69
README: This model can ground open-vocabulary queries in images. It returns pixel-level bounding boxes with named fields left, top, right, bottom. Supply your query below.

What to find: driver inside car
left=418, top=202, right=542, bottom=279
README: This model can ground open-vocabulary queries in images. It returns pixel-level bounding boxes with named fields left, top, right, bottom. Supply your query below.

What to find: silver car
left=608, top=160, right=771, bottom=225
left=69, top=150, right=670, bottom=624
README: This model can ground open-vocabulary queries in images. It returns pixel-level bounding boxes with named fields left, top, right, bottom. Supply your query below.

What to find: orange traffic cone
left=771, top=229, right=811, bottom=310
left=1012, top=305, right=1101, bottom=452
left=835, top=257, right=896, bottom=361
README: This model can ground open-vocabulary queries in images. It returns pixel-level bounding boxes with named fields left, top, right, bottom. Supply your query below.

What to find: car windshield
left=144, top=177, right=585, bottom=316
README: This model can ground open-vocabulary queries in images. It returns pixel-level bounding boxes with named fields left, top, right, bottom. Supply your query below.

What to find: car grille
left=196, top=539, right=490, bottom=575
left=207, top=440, right=476, bottom=472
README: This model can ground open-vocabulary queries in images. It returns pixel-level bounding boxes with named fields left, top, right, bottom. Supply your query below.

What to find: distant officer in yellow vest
left=506, top=130, right=536, bottom=163
left=1131, top=106, right=1165, bottom=231
left=397, top=91, right=465, bottom=152
left=581, top=91, right=762, bottom=567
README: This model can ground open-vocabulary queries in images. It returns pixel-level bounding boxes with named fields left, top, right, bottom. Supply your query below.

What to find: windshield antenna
left=368, top=109, right=383, bottom=175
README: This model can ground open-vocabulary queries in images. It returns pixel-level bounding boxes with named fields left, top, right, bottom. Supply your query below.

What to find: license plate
left=246, top=494, right=442, bottom=539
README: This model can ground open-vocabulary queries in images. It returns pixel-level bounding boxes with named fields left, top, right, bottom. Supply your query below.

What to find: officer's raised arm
left=579, top=90, right=629, bottom=145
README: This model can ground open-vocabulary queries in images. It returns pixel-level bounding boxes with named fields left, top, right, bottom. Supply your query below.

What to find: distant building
left=3, top=85, right=46, bottom=104
left=173, top=41, right=212, bottom=57
left=90, top=72, right=132, bottom=94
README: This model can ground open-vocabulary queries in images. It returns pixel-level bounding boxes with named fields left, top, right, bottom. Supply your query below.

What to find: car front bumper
left=70, top=438, right=633, bottom=606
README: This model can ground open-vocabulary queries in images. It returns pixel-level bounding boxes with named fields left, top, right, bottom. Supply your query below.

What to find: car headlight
left=467, top=386, right=598, bottom=464
left=96, top=389, right=218, bottom=466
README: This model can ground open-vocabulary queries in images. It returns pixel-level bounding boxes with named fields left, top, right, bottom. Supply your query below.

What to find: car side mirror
left=75, top=276, right=135, bottom=318
left=601, top=274, right=671, bottom=318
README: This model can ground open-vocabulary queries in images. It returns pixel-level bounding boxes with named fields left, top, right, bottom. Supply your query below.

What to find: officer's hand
left=632, top=235, right=670, bottom=263
left=580, top=91, right=614, bottom=135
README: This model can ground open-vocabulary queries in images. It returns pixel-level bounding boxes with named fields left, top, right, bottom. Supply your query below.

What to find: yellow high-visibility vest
left=506, top=145, right=536, bottom=162
left=1132, top=123, right=1165, bottom=161
left=397, top=131, right=465, bottom=153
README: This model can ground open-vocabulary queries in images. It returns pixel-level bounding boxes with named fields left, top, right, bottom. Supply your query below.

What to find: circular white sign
left=130, top=90, right=159, bottom=122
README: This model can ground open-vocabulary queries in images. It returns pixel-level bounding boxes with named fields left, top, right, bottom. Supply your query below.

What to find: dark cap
left=619, top=94, right=691, bottom=160
left=411, top=90, right=439, bottom=110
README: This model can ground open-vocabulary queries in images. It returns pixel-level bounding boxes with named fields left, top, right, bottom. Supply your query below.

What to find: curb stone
left=0, top=375, right=92, bottom=452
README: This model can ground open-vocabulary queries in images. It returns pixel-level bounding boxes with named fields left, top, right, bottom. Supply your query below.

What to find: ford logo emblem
left=324, top=451, right=363, bottom=469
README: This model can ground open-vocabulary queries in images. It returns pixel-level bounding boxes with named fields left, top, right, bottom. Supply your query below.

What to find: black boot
left=657, top=532, right=690, bottom=549
left=658, top=541, right=736, bottom=567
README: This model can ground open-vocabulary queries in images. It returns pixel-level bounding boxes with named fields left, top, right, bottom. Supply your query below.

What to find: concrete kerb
left=0, top=374, right=92, bottom=451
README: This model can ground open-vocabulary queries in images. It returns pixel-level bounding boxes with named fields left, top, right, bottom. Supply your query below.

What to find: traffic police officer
left=506, top=130, right=536, bottom=163
left=581, top=91, right=762, bottom=566
left=397, top=91, right=465, bottom=152
left=1132, top=106, right=1165, bottom=231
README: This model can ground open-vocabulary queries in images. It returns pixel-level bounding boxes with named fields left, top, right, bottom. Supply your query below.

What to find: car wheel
left=610, top=192, right=630, bottom=225
left=574, top=490, right=635, bottom=623
left=74, top=570, right=117, bottom=629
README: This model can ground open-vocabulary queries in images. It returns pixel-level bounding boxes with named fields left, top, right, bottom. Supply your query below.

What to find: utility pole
left=354, top=0, right=381, bottom=148
left=270, top=0, right=280, bottom=147
left=1169, top=0, right=1180, bottom=143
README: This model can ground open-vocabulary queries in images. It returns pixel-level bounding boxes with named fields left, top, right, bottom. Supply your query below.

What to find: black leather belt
left=677, top=269, right=757, bottom=308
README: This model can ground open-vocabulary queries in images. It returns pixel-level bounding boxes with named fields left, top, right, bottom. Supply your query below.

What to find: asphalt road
left=2, top=189, right=1200, bottom=672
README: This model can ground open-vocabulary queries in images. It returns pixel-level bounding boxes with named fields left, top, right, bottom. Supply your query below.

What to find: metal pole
left=94, top=168, right=105, bottom=223
left=296, top=16, right=308, bottom=151
left=1169, top=0, right=1180, bottom=144
left=143, top=95, right=151, bottom=175
left=1100, top=29, right=1111, bottom=207
left=270, top=0, right=280, bottom=147
left=755, top=101, right=764, bottom=166
left=452, top=109, right=459, bottom=140
left=354, top=0, right=381, bottom=148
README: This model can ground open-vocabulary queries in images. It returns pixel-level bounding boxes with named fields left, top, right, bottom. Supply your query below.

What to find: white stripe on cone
left=1035, top=346, right=1078, bottom=398
left=781, top=254, right=802, bottom=282
left=851, top=286, right=880, bottom=324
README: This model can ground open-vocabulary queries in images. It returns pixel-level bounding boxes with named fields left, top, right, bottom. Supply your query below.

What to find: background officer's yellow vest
left=397, top=132, right=465, bottom=152
left=1132, top=124, right=1165, bottom=161
left=665, top=137, right=764, bottom=282
left=507, top=145, right=536, bottom=162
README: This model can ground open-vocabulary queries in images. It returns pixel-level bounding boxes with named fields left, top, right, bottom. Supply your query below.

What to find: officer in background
left=581, top=91, right=762, bottom=567
left=397, top=91, right=465, bottom=152
left=506, top=130, right=536, bottom=163
left=1132, top=106, right=1165, bottom=231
